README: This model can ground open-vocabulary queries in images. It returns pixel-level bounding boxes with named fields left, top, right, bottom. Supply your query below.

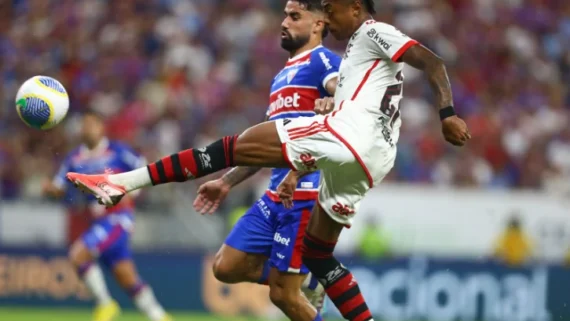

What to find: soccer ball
left=15, top=76, right=69, bottom=130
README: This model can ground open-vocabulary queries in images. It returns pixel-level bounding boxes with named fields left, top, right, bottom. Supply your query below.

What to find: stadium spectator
left=493, top=214, right=534, bottom=266
left=358, top=217, right=392, bottom=260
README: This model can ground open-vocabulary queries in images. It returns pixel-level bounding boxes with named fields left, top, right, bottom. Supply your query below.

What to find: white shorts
left=275, top=100, right=398, bottom=226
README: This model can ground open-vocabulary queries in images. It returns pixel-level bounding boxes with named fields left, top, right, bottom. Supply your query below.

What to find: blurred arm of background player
left=42, top=179, right=66, bottom=198
left=399, top=44, right=471, bottom=146
left=194, top=78, right=338, bottom=215
left=42, top=158, right=71, bottom=199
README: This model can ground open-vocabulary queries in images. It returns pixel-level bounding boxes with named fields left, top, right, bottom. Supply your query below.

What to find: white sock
left=133, top=286, right=167, bottom=321
left=109, top=167, right=152, bottom=192
left=83, top=264, right=113, bottom=306
left=301, top=272, right=325, bottom=310
left=301, top=272, right=322, bottom=293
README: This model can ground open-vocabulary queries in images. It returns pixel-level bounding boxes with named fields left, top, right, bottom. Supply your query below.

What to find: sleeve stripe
left=322, top=71, right=339, bottom=90
left=391, top=40, right=419, bottom=62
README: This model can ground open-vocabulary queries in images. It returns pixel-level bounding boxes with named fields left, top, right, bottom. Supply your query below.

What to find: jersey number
left=380, top=84, right=402, bottom=128
left=379, top=71, right=403, bottom=128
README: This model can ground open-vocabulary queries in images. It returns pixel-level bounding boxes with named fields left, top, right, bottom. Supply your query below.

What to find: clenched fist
left=314, top=97, right=335, bottom=115
left=442, top=116, right=471, bottom=146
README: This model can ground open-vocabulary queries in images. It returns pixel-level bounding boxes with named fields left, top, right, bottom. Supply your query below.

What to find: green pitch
left=0, top=307, right=348, bottom=321
left=0, top=307, right=267, bottom=321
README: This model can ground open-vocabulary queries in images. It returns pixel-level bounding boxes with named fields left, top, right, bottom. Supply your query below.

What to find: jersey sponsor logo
left=338, top=74, right=346, bottom=88
left=300, top=153, right=317, bottom=171
left=274, top=233, right=291, bottom=246
left=267, top=87, right=320, bottom=117
left=367, top=28, right=392, bottom=51
left=319, top=52, right=333, bottom=70
left=331, top=202, right=355, bottom=216
left=269, top=92, right=301, bottom=112
left=344, top=43, right=354, bottom=59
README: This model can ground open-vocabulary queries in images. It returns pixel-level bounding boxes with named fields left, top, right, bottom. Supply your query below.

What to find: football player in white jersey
left=66, top=1, right=470, bottom=320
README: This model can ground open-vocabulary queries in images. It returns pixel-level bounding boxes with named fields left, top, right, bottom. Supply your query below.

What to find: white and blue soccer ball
left=15, top=75, right=69, bottom=130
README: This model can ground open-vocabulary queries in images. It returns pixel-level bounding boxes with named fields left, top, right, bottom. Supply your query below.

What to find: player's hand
left=277, top=171, right=299, bottom=209
left=314, top=97, right=335, bottom=115
left=441, top=116, right=471, bottom=146
left=193, top=179, right=231, bottom=215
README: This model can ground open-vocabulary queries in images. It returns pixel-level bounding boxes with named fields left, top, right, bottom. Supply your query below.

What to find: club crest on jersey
left=287, top=69, right=298, bottom=84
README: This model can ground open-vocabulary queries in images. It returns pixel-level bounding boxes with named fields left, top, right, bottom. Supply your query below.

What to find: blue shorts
left=82, top=211, right=134, bottom=268
left=225, top=194, right=314, bottom=274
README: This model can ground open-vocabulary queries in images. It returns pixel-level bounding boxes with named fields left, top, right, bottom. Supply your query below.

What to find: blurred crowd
left=1, top=0, right=570, bottom=201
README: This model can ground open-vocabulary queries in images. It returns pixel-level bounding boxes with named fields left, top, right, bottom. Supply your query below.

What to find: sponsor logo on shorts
left=332, top=202, right=355, bottom=216
left=276, top=253, right=285, bottom=260
left=274, top=233, right=291, bottom=246
left=256, top=199, right=271, bottom=219
left=300, top=153, right=317, bottom=171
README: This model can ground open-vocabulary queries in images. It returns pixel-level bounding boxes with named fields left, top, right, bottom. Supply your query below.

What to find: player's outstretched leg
left=66, top=121, right=288, bottom=206
left=301, top=205, right=375, bottom=321
left=111, top=260, right=172, bottom=321
left=69, top=241, right=120, bottom=321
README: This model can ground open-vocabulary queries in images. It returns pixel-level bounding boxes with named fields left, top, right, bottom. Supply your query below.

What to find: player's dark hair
left=295, top=0, right=329, bottom=38
left=363, top=0, right=376, bottom=14
left=296, top=0, right=323, bottom=11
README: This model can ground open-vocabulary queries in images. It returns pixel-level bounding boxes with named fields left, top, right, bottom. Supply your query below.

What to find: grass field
left=0, top=307, right=347, bottom=321
left=0, top=308, right=270, bottom=321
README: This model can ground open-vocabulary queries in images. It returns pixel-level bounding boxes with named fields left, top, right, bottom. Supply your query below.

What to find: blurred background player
left=42, top=111, right=171, bottom=321
left=192, top=1, right=339, bottom=321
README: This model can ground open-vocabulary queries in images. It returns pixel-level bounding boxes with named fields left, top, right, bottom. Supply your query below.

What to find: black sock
left=147, top=135, right=238, bottom=185
left=302, top=233, right=373, bottom=321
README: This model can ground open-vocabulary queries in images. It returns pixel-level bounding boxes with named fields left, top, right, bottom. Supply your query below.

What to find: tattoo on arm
left=222, top=166, right=262, bottom=187
left=400, top=44, right=453, bottom=110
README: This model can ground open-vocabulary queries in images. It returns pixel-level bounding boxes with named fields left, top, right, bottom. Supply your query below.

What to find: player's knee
left=269, top=283, right=301, bottom=310
left=212, top=255, right=240, bottom=284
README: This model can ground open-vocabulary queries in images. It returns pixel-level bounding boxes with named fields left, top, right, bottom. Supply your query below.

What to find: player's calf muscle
left=234, top=121, right=288, bottom=167
left=147, top=121, right=288, bottom=185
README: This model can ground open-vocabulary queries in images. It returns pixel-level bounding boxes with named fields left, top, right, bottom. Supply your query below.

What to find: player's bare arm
left=400, top=44, right=471, bottom=146
left=42, top=180, right=65, bottom=198
left=324, top=77, right=337, bottom=96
